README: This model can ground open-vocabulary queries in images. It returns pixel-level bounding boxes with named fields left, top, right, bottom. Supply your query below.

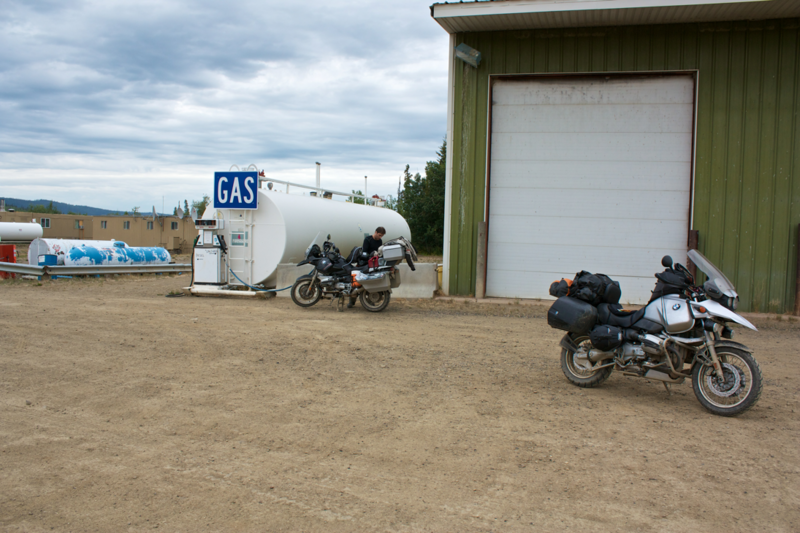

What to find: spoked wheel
left=290, top=279, right=321, bottom=307
left=359, top=290, right=391, bottom=312
left=692, top=347, right=762, bottom=416
left=560, top=335, right=613, bottom=388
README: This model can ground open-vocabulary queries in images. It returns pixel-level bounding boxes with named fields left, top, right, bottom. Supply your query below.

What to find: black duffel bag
left=589, top=324, right=624, bottom=351
left=549, top=278, right=572, bottom=298
left=571, top=270, right=621, bottom=305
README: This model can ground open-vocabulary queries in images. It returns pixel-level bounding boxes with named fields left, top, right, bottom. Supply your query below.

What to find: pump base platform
left=184, top=286, right=276, bottom=299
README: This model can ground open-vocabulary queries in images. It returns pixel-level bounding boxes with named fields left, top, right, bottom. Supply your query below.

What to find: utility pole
left=364, top=176, right=368, bottom=206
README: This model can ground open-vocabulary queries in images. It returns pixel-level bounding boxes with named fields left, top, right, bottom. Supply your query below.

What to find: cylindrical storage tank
left=206, top=190, right=411, bottom=287
left=28, top=239, right=117, bottom=265
left=64, top=243, right=172, bottom=266
left=0, top=222, right=43, bottom=241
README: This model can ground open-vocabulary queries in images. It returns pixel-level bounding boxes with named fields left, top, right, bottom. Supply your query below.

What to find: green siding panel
left=448, top=19, right=800, bottom=313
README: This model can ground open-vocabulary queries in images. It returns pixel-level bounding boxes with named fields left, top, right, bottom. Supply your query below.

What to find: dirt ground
left=1, top=274, right=798, bottom=532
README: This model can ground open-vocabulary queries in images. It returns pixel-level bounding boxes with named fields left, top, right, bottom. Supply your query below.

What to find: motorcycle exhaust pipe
left=588, top=349, right=614, bottom=362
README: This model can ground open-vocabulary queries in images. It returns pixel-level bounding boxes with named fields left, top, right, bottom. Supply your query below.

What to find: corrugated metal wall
left=449, top=18, right=800, bottom=313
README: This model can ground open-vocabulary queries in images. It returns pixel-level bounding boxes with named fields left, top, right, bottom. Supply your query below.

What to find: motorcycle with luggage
left=546, top=250, right=762, bottom=416
left=290, top=234, right=416, bottom=312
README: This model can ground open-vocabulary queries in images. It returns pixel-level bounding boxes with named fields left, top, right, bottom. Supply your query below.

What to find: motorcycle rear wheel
left=560, top=335, right=613, bottom=388
left=692, top=347, right=762, bottom=416
left=359, top=290, right=390, bottom=312
left=290, top=279, right=321, bottom=307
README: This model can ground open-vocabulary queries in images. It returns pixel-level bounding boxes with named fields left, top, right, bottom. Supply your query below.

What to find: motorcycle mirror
left=661, top=255, right=673, bottom=268
left=327, top=234, right=331, bottom=240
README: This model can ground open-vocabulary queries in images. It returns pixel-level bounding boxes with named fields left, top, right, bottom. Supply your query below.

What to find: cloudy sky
left=0, top=0, right=450, bottom=212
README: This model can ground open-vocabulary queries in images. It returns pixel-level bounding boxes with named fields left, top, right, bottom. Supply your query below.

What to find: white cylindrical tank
left=206, top=190, right=411, bottom=287
left=0, top=222, right=43, bottom=241
left=28, top=238, right=117, bottom=265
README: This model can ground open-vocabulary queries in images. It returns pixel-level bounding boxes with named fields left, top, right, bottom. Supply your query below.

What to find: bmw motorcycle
left=290, top=234, right=414, bottom=312
left=547, top=250, right=762, bottom=416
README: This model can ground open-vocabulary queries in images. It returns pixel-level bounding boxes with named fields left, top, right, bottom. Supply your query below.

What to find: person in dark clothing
left=348, top=226, right=386, bottom=308
left=362, top=226, right=385, bottom=257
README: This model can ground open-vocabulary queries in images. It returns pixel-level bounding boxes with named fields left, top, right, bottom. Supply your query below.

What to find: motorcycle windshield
left=688, top=249, right=737, bottom=297
left=304, top=232, right=322, bottom=257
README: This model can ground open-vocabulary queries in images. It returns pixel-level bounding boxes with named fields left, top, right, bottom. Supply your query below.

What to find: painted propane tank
left=28, top=238, right=118, bottom=264
left=64, top=241, right=171, bottom=266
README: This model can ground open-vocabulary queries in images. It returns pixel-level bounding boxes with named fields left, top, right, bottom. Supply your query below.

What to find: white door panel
left=489, top=188, right=690, bottom=220
left=490, top=160, right=691, bottom=191
left=491, top=103, right=694, bottom=134
left=485, top=75, right=693, bottom=303
left=491, top=132, right=691, bottom=162
left=488, top=217, right=688, bottom=248
left=494, top=76, right=695, bottom=106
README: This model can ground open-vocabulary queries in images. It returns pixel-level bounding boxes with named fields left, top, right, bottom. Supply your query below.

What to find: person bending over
left=349, top=226, right=385, bottom=308
left=362, top=226, right=385, bottom=258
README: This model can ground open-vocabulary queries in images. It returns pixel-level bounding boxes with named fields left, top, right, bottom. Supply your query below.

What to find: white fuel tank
left=206, top=190, right=411, bottom=287
left=0, top=222, right=44, bottom=241
left=643, top=295, right=695, bottom=334
left=28, top=238, right=118, bottom=265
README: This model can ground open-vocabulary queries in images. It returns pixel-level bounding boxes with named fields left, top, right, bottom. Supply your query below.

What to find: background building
left=432, top=0, right=800, bottom=313
left=0, top=211, right=196, bottom=251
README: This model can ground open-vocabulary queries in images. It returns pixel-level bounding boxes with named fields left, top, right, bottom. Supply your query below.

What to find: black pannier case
left=547, top=296, right=598, bottom=335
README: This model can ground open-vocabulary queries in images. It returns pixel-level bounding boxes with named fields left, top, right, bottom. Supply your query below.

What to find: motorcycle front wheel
left=359, top=290, right=390, bottom=312
left=692, top=347, right=762, bottom=416
left=290, top=279, right=321, bottom=307
left=560, top=335, right=613, bottom=388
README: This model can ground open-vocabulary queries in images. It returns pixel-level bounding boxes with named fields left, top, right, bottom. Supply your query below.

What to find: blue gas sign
left=213, top=171, right=258, bottom=210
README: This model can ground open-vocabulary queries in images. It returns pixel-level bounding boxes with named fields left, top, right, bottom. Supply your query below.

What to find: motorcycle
left=290, top=234, right=416, bottom=312
left=548, top=250, right=762, bottom=416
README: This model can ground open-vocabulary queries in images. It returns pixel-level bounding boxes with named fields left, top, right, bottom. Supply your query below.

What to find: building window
left=41, top=218, right=50, bottom=228
left=101, top=220, right=107, bottom=229
left=171, top=221, right=178, bottom=230
left=147, top=221, right=154, bottom=230
left=123, top=221, right=130, bottom=230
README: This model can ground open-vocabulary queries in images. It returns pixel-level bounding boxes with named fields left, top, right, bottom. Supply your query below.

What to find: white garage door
left=485, top=75, right=694, bottom=304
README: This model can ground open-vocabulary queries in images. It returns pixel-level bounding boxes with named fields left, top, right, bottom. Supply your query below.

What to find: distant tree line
left=5, top=201, right=65, bottom=214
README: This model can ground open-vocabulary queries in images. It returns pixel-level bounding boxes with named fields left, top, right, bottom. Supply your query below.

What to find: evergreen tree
left=191, top=195, right=210, bottom=216
left=397, top=139, right=446, bottom=254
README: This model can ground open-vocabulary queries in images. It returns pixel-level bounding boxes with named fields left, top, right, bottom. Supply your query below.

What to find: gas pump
left=193, top=218, right=227, bottom=285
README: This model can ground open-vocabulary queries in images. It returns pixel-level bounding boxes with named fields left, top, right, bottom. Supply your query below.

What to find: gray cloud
left=0, top=0, right=448, bottom=210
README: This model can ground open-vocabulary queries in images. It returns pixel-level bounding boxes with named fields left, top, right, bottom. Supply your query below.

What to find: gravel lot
left=1, top=274, right=798, bottom=532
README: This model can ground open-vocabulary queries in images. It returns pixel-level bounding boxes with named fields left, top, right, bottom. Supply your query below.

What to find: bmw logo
left=672, top=304, right=681, bottom=311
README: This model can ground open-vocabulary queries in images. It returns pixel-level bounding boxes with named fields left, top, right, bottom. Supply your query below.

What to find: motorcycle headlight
left=729, top=296, right=738, bottom=311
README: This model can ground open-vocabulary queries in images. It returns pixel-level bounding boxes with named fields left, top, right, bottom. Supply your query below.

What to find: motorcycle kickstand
left=662, top=382, right=671, bottom=396
left=337, top=295, right=346, bottom=312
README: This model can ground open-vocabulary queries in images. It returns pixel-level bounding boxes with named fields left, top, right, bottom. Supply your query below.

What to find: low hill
left=2, top=198, right=129, bottom=216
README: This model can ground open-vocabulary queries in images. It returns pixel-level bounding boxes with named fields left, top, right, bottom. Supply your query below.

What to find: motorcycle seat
left=597, top=303, right=646, bottom=328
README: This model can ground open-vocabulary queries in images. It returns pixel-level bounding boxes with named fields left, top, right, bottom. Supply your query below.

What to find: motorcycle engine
left=637, top=334, right=685, bottom=370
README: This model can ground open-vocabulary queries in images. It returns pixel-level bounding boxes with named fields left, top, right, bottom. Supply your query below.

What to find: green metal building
left=432, top=0, right=800, bottom=313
